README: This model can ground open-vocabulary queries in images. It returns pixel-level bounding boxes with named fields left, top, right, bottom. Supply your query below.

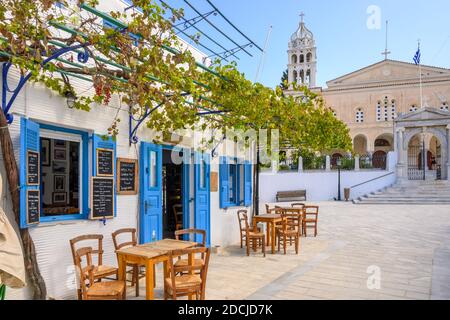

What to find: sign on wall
left=210, top=171, right=218, bottom=192
left=26, top=190, right=40, bottom=225
left=27, top=150, right=40, bottom=185
left=96, top=148, right=114, bottom=177
left=90, top=177, right=115, bottom=220
left=117, top=158, right=138, bottom=195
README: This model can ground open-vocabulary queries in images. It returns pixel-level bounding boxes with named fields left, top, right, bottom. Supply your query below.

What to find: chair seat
left=86, top=280, right=125, bottom=298
left=92, top=265, right=118, bottom=279
left=165, top=274, right=202, bottom=290
left=174, top=258, right=204, bottom=269
left=249, top=231, right=265, bottom=238
left=277, top=229, right=299, bottom=236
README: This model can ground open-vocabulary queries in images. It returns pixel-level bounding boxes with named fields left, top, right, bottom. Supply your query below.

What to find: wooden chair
left=112, top=228, right=146, bottom=297
left=265, top=204, right=277, bottom=214
left=276, top=208, right=301, bottom=255
left=239, top=210, right=266, bottom=257
left=303, top=206, right=319, bottom=237
left=174, top=229, right=206, bottom=273
left=173, top=204, right=184, bottom=231
left=237, top=210, right=263, bottom=249
left=75, top=247, right=125, bottom=300
left=164, top=247, right=211, bottom=300
left=70, top=234, right=118, bottom=299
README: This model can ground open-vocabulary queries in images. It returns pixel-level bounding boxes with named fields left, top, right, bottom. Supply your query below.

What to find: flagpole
left=418, top=40, right=423, bottom=108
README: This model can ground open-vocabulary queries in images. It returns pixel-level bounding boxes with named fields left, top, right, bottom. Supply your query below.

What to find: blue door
left=140, top=142, right=163, bottom=244
left=194, top=152, right=211, bottom=245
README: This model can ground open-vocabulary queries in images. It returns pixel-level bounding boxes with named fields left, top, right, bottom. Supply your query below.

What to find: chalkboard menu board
left=97, top=148, right=114, bottom=176
left=27, top=150, right=40, bottom=185
left=26, top=190, right=40, bottom=225
left=117, top=158, right=138, bottom=195
left=91, top=177, right=114, bottom=219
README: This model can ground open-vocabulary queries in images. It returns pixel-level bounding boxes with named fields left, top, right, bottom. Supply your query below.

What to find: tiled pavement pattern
left=129, top=202, right=450, bottom=300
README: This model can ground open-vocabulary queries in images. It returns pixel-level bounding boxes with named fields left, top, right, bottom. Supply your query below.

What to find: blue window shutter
left=219, top=157, right=229, bottom=209
left=244, top=161, right=253, bottom=207
left=19, top=118, right=41, bottom=228
left=92, top=135, right=117, bottom=217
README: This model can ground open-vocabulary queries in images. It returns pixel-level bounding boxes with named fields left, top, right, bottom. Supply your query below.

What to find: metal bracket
left=1, top=43, right=91, bottom=124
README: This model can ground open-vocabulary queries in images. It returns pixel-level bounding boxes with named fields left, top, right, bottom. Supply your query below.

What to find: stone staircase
left=354, top=181, right=450, bottom=205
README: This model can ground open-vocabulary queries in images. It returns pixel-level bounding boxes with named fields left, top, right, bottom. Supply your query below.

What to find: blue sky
left=167, top=0, right=450, bottom=88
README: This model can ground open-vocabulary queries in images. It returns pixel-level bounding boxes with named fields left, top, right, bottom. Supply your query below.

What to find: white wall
left=259, top=152, right=397, bottom=208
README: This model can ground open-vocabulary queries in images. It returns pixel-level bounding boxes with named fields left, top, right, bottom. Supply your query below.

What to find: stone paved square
left=129, top=202, right=450, bottom=300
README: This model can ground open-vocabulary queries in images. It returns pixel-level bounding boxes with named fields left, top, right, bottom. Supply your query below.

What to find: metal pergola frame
left=1, top=3, right=230, bottom=146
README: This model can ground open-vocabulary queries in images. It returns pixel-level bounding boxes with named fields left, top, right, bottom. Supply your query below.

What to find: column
left=396, top=128, right=406, bottom=180
left=447, top=125, right=450, bottom=180
left=325, top=155, right=331, bottom=171
left=298, top=156, right=303, bottom=173
left=354, top=156, right=360, bottom=171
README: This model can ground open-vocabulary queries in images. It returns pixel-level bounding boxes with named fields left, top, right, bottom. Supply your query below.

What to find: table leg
left=118, top=255, right=127, bottom=300
left=146, top=260, right=155, bottom=300
left=271, top=222, right=276, bottom=254
left=266, top=223, right=271, bottom=246
left=163, top=260, right=168, bottom=300
left=188, top=253, right=194, bottom=300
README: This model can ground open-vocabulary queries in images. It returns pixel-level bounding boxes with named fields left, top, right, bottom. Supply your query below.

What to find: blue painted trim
left=182, top=150, right=191, bottom=230
left=39, top=123, right=90, bottom=222
left=220, top=156, right=248, bottom=209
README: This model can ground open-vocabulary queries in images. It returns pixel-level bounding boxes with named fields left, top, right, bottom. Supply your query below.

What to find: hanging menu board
left=26, top=190, right=40, bottom=225
left=27, top=151, right=40, bottom=185
left=117, top=158, right=138, bottom=195
left=96, top=148, right=114, bottom=176
left=90, top=177, right=114, bottom=219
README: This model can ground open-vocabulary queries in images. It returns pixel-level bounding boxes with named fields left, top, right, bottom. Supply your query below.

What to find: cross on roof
left=300, top=12, right=305, bottom=23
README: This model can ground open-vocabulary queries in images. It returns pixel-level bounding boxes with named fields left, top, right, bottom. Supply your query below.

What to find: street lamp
left=337, top=157, right=342, bottom=201
left=65, top=91, right=77, bottom=109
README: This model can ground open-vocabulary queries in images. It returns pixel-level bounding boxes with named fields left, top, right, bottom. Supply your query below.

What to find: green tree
left=280, top=68, right=288, bottom=90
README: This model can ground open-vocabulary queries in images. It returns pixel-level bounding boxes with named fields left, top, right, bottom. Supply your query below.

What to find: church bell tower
left=288, top=13, right=317, bottom=88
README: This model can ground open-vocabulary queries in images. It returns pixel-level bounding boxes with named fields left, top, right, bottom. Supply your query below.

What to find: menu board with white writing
left=27, top=151, right=40, bottom=185
left=91, top=177, right=114, bottom=219
left=117, top=158, right=138, bottom=195
left=96, top=148, right=114, bottom=176
left=27, top=190, right=40, bottom=225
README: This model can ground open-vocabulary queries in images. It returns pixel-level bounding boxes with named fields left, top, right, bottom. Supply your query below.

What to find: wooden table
left=253, top=214, right=283, bottom=254
left=116, top=239, right=197, bottom=300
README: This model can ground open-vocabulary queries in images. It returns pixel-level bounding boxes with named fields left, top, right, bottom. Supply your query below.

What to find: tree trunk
left=0, top=110, right=47, bottom=300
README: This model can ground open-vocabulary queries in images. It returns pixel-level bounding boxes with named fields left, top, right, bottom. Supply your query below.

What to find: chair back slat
left=174, top=229, right=207, bottom=247
left=112, top=228, right=137, bottom=251
left=74, top=247, right=95, bottom=300
left=167, top=247, right=211, bottom=296
left=70, top=234, right=104, bottom=267
left=304, top=206, right=319, bottom=220
left=237, top=210, right=251, bottom=234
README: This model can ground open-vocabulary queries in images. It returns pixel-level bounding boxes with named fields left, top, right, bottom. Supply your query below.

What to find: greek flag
left=413, top=46, right=421, bottom=65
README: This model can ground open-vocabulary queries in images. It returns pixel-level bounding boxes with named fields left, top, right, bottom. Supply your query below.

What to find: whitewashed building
left=0, top=0, right=254, bottom=299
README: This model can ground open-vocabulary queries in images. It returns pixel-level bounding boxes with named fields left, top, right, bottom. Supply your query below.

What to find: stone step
left=355, top=181, right=450, bottom=205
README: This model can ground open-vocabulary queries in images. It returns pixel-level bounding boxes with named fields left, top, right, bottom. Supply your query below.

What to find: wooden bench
left=276, top=190, right=307, bottom=202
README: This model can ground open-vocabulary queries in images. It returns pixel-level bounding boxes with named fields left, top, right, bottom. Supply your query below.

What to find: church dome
left=290, top=20, right=314, bottom=43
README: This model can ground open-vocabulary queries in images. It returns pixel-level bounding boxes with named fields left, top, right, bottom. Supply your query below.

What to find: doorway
left=162, top=148, right=185, bottom=239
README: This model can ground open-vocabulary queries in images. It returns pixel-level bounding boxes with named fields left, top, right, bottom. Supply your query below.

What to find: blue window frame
left=219, top=157, right=253, bottom=209
left=39, top=124, right=90, bottom=223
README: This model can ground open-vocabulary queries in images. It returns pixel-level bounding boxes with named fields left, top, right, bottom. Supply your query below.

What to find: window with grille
left=377, top=97, right=396, bottom=121
left=356, top=108, right=364, bottom=123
